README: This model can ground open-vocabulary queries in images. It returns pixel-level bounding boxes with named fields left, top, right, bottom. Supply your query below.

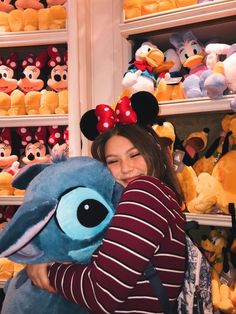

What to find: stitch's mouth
left=10, top=243, right=43, bottom=262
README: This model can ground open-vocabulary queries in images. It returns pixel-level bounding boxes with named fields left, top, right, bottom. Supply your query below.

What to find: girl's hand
left=26, top=263, right=56, bottom=293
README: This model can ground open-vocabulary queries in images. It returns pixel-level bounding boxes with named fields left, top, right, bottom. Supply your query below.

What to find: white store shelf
left=0, top=114, right=68, bottom=127
left=185, top=212, right=233, bottom=227
left=120, top=0, right=236, bottom=37
left=158, top=95, right=233, bottom=116
left=0, top=29, right=67, bottom=48
left=0, top=196, right=24, bottom=206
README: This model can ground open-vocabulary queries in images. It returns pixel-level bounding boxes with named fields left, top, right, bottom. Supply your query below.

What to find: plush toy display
left=18, top=51, right=48, bottom=115
left=0, top=156, right=123, bottom=314
left=193, top=114, right=234, bottom=175
left=0, top=53, right=19, bottom=115
left=169, top=30, right=211, bottom=98
left=141, top=0, right=176, bottom=14
left=16, top=126, right=51, bottom=165
left=155, top=48, right=185, bottom=101
left=123, top=0, right=197, bottom=20
left=46, top=0, right=67, bottom=7
left=3, top=2, right=67, bottom=32
left=0, top=11, right=11, bottom=32
left=123, top=0, right=141, bottom=19
left=121, top=41, right=164, bottom=97
left=14, top=0, right=45, bottom=10
left=201, top=227, right=236, bottom=313
left=204, top=43, right=236, bottom=112
left=0, top=0, right=14, bottom=12
left=47, top=45, right=68, bottom=114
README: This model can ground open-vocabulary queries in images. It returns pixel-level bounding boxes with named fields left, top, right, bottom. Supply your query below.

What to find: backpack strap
left=144, top=262, right=174, bottom=314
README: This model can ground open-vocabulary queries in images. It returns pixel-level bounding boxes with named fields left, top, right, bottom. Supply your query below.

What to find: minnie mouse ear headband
left=80, top=91, right=159, bottom=141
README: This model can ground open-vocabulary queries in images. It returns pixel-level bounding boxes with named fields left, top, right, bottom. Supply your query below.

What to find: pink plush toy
left=46, top=0, right=67, bottom=6
left=14, top=0, right=45, bottom=10
left=204, top=43, right=236, bottom=112
left=0, top=0, right=14, bottom=12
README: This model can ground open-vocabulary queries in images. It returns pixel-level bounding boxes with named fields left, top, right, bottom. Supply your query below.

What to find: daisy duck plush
left=169, top=30, right=211, bottom=99
left=0, top=91, right=159, bottom=314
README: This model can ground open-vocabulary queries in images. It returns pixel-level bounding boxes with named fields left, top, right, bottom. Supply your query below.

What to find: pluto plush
left=0, top=157, right=123, bottom=314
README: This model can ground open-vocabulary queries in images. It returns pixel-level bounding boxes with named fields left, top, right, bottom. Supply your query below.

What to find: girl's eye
left=130, top=152, right=141, bottom=158
left=106, top=159, right=118, bottom=165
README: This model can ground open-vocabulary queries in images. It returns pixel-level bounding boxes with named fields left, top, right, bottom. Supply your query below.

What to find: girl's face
left=105, top=135, right=148, bottom=187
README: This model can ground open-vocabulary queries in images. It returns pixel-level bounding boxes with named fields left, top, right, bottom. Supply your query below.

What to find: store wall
left=89, top=0, right=130, bottom=106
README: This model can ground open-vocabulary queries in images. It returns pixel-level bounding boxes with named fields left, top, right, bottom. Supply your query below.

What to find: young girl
left=27, top=92, right=186, bottom=313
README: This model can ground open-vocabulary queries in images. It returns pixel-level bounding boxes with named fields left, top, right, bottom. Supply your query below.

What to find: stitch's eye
left=56, top=187, right=113, bottom=240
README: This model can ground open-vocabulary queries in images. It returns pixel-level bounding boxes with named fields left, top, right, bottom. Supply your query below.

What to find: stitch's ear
left=12, top=163, right=51, bottom=190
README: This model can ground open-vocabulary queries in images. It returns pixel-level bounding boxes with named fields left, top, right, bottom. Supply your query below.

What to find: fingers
left=26, top=263, right=56, bottom=293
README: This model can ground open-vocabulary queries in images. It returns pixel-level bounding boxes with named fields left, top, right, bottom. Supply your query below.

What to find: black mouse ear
left=80, top=109, right=99, bottom=141
left=130, top=91, right=159, bottom=126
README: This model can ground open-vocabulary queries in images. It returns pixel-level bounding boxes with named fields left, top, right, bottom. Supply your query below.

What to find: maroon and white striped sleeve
left=49, top=175, right=185, bottom=313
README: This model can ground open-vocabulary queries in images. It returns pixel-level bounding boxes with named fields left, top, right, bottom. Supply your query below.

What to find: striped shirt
left=49, top=175, right=186, bottom=313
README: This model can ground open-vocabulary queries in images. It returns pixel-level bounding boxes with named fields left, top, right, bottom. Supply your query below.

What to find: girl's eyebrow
left=105, top=146, right=137, bottom=159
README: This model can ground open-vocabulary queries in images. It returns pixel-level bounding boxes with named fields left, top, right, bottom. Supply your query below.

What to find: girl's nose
left=120, top=159, right=132, bottom=173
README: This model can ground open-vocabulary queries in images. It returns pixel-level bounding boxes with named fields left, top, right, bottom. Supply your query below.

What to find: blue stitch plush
left=0, top=156, right=123, bottom=314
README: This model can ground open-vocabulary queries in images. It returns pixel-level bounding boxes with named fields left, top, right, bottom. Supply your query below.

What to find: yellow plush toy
left=186, top=171, right=218, bottom=214
left=211, top=268, right=236, bottom=314
left=55, top=89, right=68, bottom=114
left=142, top=0, right=176, bottom=14
left=193, top=114, right=236, bottom=175
left=0, top=257, right=24, bottom=282
left=39, top=90, right=58, bottom=114
left=38, top=5, right=67, bottom=30
left=123, top=0, right=141, bottom=20
left=0, top=11, right=11, bottom=32
left=201, top=228, right=236, bottom=314
left=23, top=8, right=38, bottom=31
left=0, top=92, right=11, bottom=116
left=25, top=91, right=41, bottom=115
left=0, top=172, right=14, bottom=196
left=8, top=9, right=24, bottom=32
left=155, top=48, right=185, bottom=102
left=153, top=120, right=175, bottom=148
left=212, top=150, right=236, bottom=215
left=8, top=89, right=26, bottom=116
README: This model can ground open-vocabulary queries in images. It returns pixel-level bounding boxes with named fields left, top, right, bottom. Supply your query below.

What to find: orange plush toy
left=155, top=48, right=185, bottom=101
left=123, top=0, right=141, bottom=20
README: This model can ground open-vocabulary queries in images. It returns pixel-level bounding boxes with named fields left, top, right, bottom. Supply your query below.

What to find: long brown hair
left=91, top=124, right=183, bottom=203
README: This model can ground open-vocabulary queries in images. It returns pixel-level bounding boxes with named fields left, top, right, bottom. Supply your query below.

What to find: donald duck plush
left=0, top=156, right=123, bottom=314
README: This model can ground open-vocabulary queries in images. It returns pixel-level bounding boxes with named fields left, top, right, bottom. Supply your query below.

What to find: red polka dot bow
left=95, top=96, right=137, bottom=133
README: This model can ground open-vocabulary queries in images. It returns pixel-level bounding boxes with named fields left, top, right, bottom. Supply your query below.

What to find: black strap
left=144, top=262, right=172, bottom=314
